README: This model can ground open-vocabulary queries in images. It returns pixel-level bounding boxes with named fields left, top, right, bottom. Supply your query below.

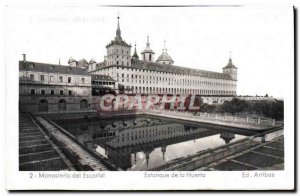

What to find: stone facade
left=105, top=16, right=132, bottom=67
left=91, top=62, right=237, bottom=95
left=19, top=15, right=242, bottom=113
left=91, top=74, right=119, bottom=95
left=90, top=16, right=237, bottom=96
left=19, top=59, right=114, bottom=113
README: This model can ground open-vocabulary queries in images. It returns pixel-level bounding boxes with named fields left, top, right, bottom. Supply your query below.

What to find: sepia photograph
left=5, top=4, right=295, bottom=190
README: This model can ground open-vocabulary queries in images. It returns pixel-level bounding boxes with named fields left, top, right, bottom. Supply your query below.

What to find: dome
left=141, top=47, right=155, bottom=54
left=68, top=57, right=77, bottom=64
left=156, top=50, right=174, bottom=65
left=141, top=36, right=155, bottom=54
left=89, top=58, right=97, bottom=64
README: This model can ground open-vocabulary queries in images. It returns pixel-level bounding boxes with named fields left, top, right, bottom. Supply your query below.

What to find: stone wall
left=19, top=95, right=93, bottom=113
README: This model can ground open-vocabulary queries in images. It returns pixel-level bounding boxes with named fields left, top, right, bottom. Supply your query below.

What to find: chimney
left=22, top=54, right=26, bottom=63
left=104, top=56, right=107, bottom=62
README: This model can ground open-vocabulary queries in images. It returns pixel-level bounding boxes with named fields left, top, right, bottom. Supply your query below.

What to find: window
left=60, top=90, right=64, bottom=95
left=81, top=78, right=85, bottom=83
left=50, top=76, right=54, bottom=82
left=41, top=89, right=45, bottom=95
left=30, top=74, right=34, bottom=80
left=40, top=75, right=44, bottom=81
left=68, top=77, right=71, bottom=83
left=30, top=89, right=35, bottom=95
left=68, top=90, right=72, bottom=96
left=59, top=76, right=63, bottom=82
left=51, top=90, right=55, bottom=95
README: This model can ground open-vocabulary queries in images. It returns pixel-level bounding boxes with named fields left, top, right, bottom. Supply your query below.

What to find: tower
left=106, top=15, right=132, bottom=66
left=156, top=41, right=174, bottom=65
left=68, top=57, right=77, bottom=67
left=88, top=58, right=97, bottom=71
left=132, top=43, right=139, bottom=61
left=141, top=36, right=155, bottom=62
left=223, top=53, right=238, bottom=81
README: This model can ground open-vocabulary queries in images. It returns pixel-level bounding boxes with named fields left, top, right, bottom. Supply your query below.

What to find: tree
left=200, top=103, right=216, bottom=113
left=222, top=98, right=248, bottom=114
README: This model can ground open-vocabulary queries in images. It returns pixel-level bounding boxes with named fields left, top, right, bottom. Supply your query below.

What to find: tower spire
left=132, top=42, right=139, bottom=60
left=116, top=13, right=121, bottom=38
left=229, top=51, right=233, bottom=64
left=163, top=40, right=167, bottom=52
left=146, top=35, right=150, bottom=47
left=141, top=35, right=155, bottom=62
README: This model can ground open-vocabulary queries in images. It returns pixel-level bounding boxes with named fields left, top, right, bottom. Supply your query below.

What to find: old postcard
left=5, top=3, right=295, bottom=190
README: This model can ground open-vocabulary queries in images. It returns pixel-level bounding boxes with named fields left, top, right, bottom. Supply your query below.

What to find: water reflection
left=56, top=116, right=252, bottom=171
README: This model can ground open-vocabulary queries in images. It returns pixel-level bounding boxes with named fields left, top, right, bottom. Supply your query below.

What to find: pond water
left=55, top=116, right=254, bottom=171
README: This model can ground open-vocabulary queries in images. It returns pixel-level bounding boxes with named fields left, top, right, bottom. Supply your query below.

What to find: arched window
left=80, top=99, right=88, bottom=110
left=39, top=99, right=48, bottom=112
left=58, top=99, right=66, bottom=111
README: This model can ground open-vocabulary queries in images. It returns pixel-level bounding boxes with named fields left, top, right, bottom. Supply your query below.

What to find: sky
left=5, top=5, right=293, bottom=98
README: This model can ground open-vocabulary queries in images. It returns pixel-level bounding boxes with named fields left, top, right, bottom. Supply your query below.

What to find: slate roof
left=91, top=74, right=116, bottom=82
left=106, top=37, right=131, bottom=48
left=68, top=57, right=77, bottom=64
left=132, top=51, right=139, bottom=59
left=223, top=58, right=238, bottom=69
left=89, top=58, right=97, bottom=64
left=93, top=60, right=233, bottom=80
left=131, top=60, right=232, bottom=80
left=19, top=61, right=90, bottom=76
left=156, top=51, right=174, bottom=64
left=132, top=45, right=139, bottom=59
left=141, top=46, right=155, bottom=54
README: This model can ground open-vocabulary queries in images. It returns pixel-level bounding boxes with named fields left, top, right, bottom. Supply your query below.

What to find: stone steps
left=19, top=113, right=70, bottom=171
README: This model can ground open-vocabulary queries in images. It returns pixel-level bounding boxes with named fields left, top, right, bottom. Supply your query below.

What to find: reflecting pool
left=55, top=116, right=254, bottom=171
